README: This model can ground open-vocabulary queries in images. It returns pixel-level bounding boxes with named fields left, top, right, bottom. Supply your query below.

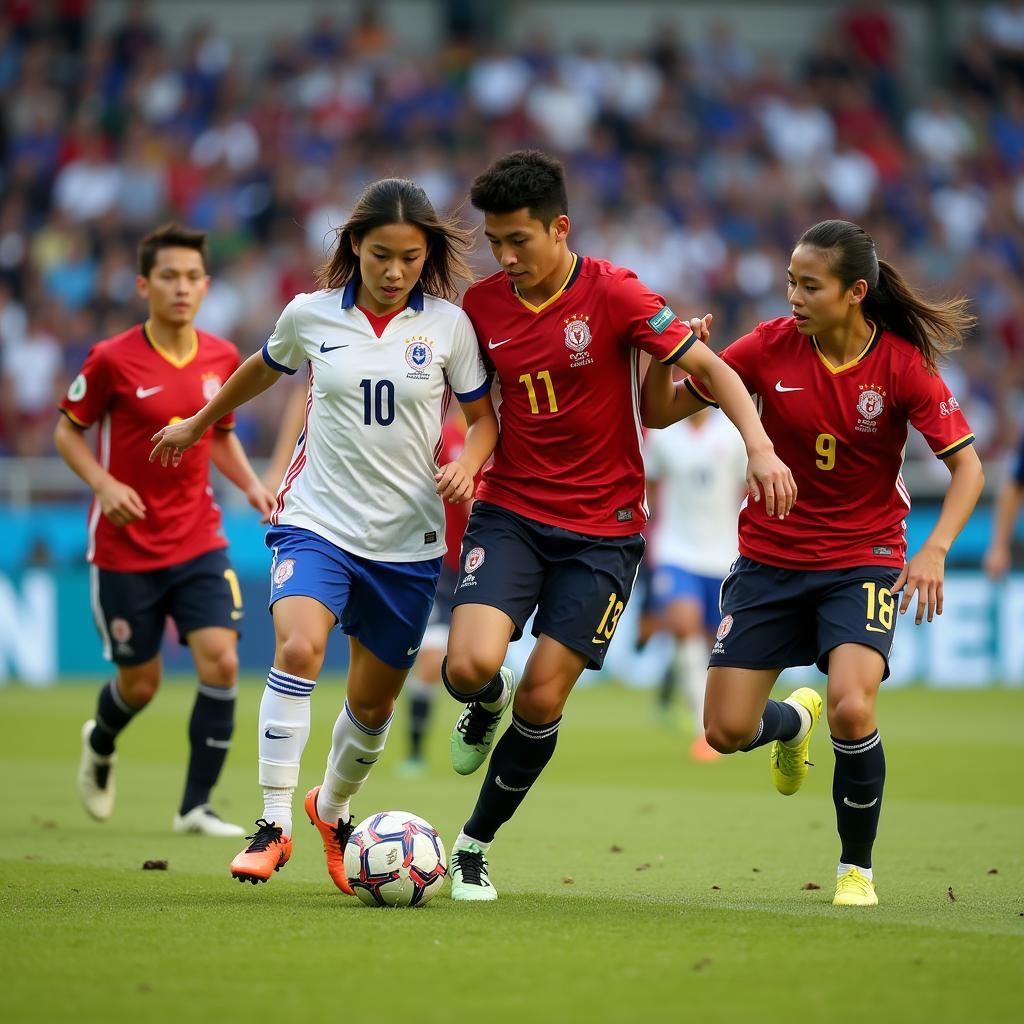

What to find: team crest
left=405, top=338, right=433, bottom=369
left=564, top=315, right=592, bottom=353
left=202, top=374, right=223, bottom=402
left=273, top=558, right=295, bottom=587
left=716, top=615, right=733, bottom=641
left=110, top=618, right=133, bottom=643
left=856, top=383, right=887, bottom=433
left=464, top=546, right=485, bottom=573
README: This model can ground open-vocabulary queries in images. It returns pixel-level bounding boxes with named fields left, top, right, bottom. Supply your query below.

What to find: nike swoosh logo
left=264, top=729, right=289, bottom=740
left=488, top=338, right=512, bottom=349
left=136, top=385, right=164, bottom=399
left=320, top=342, right=349, bottom=353
left=230, top=610, right=243, bottom=621
left=407, top=645, right=421, bottom=656
left=591, top=638, right=606, bottom=646
left=355, top=757, right=378, bottom=765
left=843, top=796, right=879, bottom=809
left=865, top=624, right=888, bottom=633
left=774, top=381, right=803, bottom=393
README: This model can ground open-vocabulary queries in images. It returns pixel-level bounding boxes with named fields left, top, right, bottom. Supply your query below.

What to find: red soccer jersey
left=60, top=324, right=240, bottom=572
left=685, top=317, right=974, bottom=570
left=462, top=255, right=694, bottom=536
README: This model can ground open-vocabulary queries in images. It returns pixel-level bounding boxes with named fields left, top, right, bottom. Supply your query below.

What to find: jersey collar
left=811, top=320, right=880, bottom=374
left=513, top=252, right=582, bottom=313
left=341, top=275, right=424, bottom=312
left=142, top=322, right=198, bottom=368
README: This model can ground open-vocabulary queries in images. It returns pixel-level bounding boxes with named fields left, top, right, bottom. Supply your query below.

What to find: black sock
left=441, top=657, right=505, bottom=704
left=463, top=713, right=560, bottom=843
left=740, top=698, right=802, bottom=751
left=90, top=679, right=141, bottom=756
left=409, top=691, right=433, bottom=759
left=832, top=730, right=885, bottom=869
left=180, top=683, right=236, bottom=815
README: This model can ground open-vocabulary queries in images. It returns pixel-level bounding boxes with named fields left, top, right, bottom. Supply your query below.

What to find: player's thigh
left=271, top=595, right=336, bottom=676
left=450, top=501, right=547, bottom=646
left=346, top=636, right=411, bottom=728
left=826, top=643, right=885, bottom=739
left=515, top=633, right=590, bottom=723
left=91, top=564, right=167, bottom=667
left=168, top=549, right=244, bottom=646
left=446, top=603, right=517, bottom=684
left=704, top=666, right=781, bottom=741
left=534, top=532, right=646, bottom=671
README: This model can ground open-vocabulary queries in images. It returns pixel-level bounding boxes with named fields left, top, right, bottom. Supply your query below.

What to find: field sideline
left=4, top=678, right=1022, bottom=1023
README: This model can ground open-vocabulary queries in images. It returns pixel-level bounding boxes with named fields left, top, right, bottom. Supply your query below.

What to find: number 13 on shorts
left=593, top=591, right=625, bottom=644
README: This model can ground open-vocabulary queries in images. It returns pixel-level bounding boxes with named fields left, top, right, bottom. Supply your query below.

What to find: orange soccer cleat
left=304, top=787, right=355, bottom=895
left=229, top=819, right=293, bottom=884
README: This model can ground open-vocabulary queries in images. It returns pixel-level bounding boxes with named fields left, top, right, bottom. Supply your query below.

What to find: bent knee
left=118, top=667, right=160, bottom=708
left=201, top=648, right=239, bottom=687
left=276, top=633, right=326, bottom=678
left=704, top=721, right=754, bottom=754
left=514, top=684, right=565, bottom=724
left=443, top=649, right=502, bottom=692
left=828, top=695, right=874, bottom=738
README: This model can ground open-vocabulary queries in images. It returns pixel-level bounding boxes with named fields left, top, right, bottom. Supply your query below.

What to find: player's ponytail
left=797, top=220, right=974, bottom=373
left=317, top=178, right=474, bottom=301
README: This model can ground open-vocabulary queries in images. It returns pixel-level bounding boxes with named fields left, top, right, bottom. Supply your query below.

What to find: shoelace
left=330, top=817, right=354, bottom=851
left=244, top=818, right=283, bottom=852
left=454, top=849, right=487, bottom=886
left=459, top=704, right=500, bottom=746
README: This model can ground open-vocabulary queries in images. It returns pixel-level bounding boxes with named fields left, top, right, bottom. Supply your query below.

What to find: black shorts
left=452, top=501, right=646, bottom=670
left=91, top=548, right=243, bottom=666
left=709, top=555, right=900, bottom=680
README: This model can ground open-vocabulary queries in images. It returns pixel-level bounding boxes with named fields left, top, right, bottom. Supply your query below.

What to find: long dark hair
left=316, top=178, right=473, bottom=301
left=797, top=220, right=974, bottom=372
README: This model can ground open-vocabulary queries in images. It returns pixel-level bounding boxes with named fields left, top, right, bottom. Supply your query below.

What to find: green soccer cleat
left=833, top=867, right=878, bottom=907
left=450, top=842, right=498, bottom=901
left=769, top=687, right=823, bottom=796
left=450, top=666, right=516, bottom=776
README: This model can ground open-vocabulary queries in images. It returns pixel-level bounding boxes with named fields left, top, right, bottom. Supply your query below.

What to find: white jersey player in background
left=644, top=405, right=747, bottom=760
left=150, top=178, right=498, bottom=891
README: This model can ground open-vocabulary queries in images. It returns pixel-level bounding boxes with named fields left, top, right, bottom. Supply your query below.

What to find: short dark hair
left=138, top=223, right=208, bottom=277
left=469, top=150, right=568, bottom=227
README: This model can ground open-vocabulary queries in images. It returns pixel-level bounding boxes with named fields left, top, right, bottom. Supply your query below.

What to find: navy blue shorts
left=91, top=547, right=242, bottom=666
left=650, top=564, right=725, bottom=629
left=267, top=526, right=441, bottom=670
left=710, top=556, right=901, bottom=679
left=451, top=501, right=646, bottom=670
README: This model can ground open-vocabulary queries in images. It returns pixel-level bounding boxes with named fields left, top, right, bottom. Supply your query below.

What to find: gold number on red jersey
left=596, top=591, right=625, bottom=640
left=862, top=581, right=894, bottom=631
left=518, top=370, right=558, bottom=414
left=815, top=432, right=837, bottom=471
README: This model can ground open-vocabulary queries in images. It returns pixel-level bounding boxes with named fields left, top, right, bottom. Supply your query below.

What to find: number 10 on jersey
left=360, top=378, right=395, bottom=425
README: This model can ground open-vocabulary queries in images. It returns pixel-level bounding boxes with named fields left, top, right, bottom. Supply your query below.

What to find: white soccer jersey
left=263, top=282, right=489, bottom=562
left=644, top=411, right=748, bottom=577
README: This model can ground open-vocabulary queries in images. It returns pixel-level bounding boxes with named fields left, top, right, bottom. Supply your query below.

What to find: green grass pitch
left=3, top=679, right=1021, bottom=1023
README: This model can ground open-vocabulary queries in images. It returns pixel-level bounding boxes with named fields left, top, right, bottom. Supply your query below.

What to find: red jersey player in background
left=441, top=150, right=797, bottom=900
left=643, top=219, right=984, bottom=907
left=56, top=223, right=275, bottom=836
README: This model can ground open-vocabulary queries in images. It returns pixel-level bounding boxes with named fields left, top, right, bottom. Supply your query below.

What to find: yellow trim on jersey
left=514, top=252, right=578, bottom=313
left=213, top=423, right=235, bottom=432
left=811, top=321, right=878, bottom=374
left=685, top=375, right=716, bottom=404
left=659, top=329, right=695, bottom=365
left=935, top=433, right=975, bottom=458
left=143, top=322, right=199, bottom=368
left=60, top=407, right=90, bottom=429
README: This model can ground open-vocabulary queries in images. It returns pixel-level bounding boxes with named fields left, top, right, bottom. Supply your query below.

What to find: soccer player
left=149, top=179, right=498, bottom=890
left=58, top=222, right=276, bottom=836
left=441, top=150, right=797, bottom=901
left=642, top=219, right=984, bottom=907
left=982, top=433, right=1024, bottom=579
left=644, top=405, right=747, bottom=759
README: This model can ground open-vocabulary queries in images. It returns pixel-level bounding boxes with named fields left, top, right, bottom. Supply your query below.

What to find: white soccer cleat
left=173, top=804, right=246, bottom=837
left=77, top=719, right=116, bottom=821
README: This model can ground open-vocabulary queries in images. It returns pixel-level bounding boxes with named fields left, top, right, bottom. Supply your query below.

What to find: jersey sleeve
left=214, top=345, right=242, bottom=431
left=902, top=361, right=975, bottom=459
left=683, top=327, right=763, bottom=406
left=609, top=271, right=694, bottom=364
left=261, top=299, right=304, bottom=375
left=446, top=310, right=490, bottom=402
left=59, top=344, right=113, bottom=428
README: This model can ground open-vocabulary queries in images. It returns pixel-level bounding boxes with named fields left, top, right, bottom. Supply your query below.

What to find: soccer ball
left=344, top=810, right=447, bottom=907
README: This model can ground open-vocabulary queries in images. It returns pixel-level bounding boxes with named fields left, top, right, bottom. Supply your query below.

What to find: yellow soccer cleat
left=833, top=867, right=878, bottom=906
left=769, top=687, right=823, bottom=796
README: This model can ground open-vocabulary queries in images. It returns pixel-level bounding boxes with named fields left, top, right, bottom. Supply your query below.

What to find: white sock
left=479, top=674, right=509, bottom=713
left=257, top=668, right=316, bottom=836
left=455, top=830, right=490, bottom=853
left=838, top=861, right=873, bottom=881
left=781, top=695, right=812, bottom=748
left=675, top=637, right=709, bottom=731
left=317, top=700, right=392, bottom=824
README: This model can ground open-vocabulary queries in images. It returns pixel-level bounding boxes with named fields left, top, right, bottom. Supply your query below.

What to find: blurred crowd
left=3, top=0, right=1024, bottom=468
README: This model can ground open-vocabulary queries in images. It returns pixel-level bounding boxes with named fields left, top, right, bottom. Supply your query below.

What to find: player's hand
left=745, top=447, right=797, bottom=520
left=246, top=480, right=277, bottom=524
left=435, top=460, right=474, bottom=504
left=891, top=544, right=945, bottom=624
left=687, top=313, right=713, bottom=344
left=98, top=479, right=146, bottom=526
left=149, top=416, right=204, bottom=466
left=983, top=544, right=1011, bottom=580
